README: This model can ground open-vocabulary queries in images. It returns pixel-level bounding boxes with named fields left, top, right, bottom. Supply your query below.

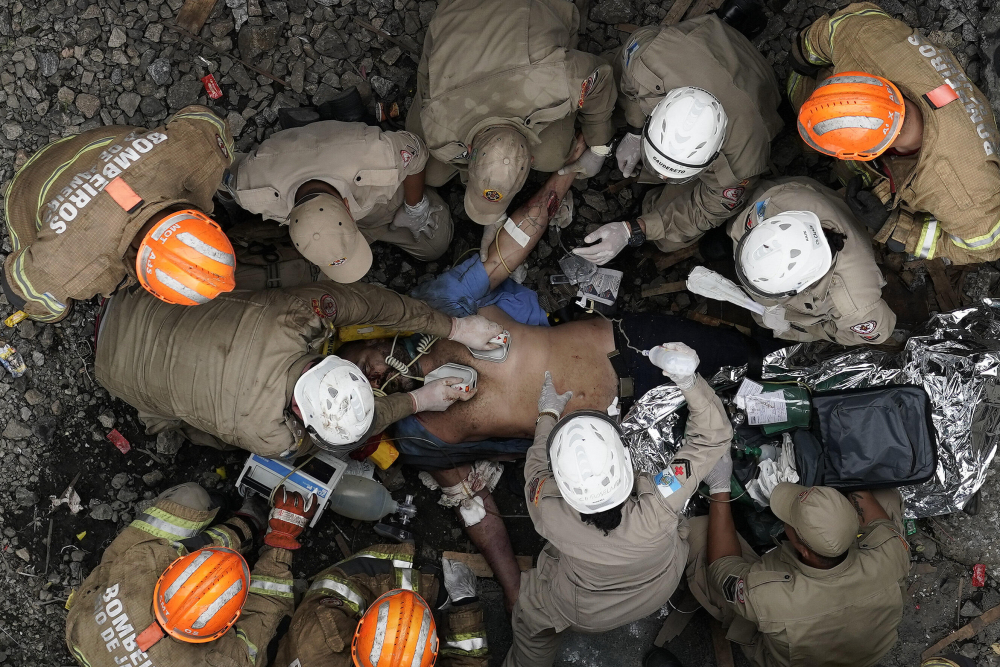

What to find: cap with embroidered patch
left=465, top=126, right=530, bottom=225
left=288, top=192, right=372, bottom=283
left=770, top=483, right=859, bottom=557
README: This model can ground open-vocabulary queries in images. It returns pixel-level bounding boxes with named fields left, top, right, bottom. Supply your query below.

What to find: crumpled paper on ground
left=621, top=300, right=1000, bottom=518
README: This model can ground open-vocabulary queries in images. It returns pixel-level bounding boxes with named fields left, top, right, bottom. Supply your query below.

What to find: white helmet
left=548, top=412, right=634, bottom=514
left=735, top=211, right=833, bottom=299
left=293, top=356, right=375, bottom=448
left=642, top=87, right=727, bottom=183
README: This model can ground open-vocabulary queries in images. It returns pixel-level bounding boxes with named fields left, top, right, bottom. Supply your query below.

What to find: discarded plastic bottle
left=326, top=474, right=399, bottom=521
left=0, top=342, right=27, bottom=378
left=741, top=444, right=777, bottom=462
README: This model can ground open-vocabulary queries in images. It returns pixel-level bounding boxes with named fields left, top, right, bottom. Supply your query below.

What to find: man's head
left=735, top=210, right=833, bottom=299
left=642, top=86, right=727, bottom=184
left=770, top=483, right=859, bottom=568
left=548, top=411, right=634, bottom=519
left=138, top=546, right=249, bottom=648
left=466, top=126, right=531, bottom=224
left=293, top=355, right=375, bottom=449
left=134, top=209, right=236, bottom=306
left=288, top=192, right=372, bottom=283
left=797, top=71, right=911, bottom=160
left=352, top=589, right=438, bottom=667
left=336, top=338, right=422, bottom=394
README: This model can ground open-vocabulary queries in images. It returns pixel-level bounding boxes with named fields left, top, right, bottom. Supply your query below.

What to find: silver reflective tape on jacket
left=176, top=231, right=235, bottom=266
left=163, top=549, right=213, bottom=602
left=192, top=578, right=243, bottom=629
left=250, top=577, right=293, bottom=596
left=310, top=577, right=365, bottom=610
left=155, top=270, right=210, bottom=304
left=446, top=636, right=488, bottom=652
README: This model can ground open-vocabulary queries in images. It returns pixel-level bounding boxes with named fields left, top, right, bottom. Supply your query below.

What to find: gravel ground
left=2, top=0, right=1000, bottom=664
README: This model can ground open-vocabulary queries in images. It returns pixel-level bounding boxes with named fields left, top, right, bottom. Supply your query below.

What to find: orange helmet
left=797, top=71, right=906, bottom=161
left=151, top=546, right=249, bottom=644
left=352, top=589, right=438, bottom=667
left=136, top=209, right=236, bottom=306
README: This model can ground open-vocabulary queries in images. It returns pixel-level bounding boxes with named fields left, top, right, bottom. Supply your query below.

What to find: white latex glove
left=703, top=448, right=733, bottom=495
left=449, top=314, right=503, bottom=350
left=390, top=196, right=441, bottom=241
left=572, top=221, right=631, bottom=265
left=538, top=371, right=573, bottom=416
left=479, top=217, right=505, bottom=262
left=762, top=305, right=791, bottom=335
left=558, top=146, right=608, bottom=179
left=409, top=378, right=477, bottom=412
left=647, top=342, right=700, bottom=389
left=616, top=132, right=642, bottom=178
left=442, top=557, right=479, bottom=602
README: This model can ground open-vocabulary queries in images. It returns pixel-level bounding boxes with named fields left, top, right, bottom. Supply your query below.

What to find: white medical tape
left=503, top=217, right=530, bottom=248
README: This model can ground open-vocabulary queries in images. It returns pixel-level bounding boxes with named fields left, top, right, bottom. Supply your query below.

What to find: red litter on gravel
left=973, top=563, right=987, bottom=587
left=201, top=74, right=223, bottom=99
left=107, top=429, right=131, bottom=454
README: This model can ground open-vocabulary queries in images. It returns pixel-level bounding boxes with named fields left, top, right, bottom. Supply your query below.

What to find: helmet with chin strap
left=642, top=87, right=727, bottom=183
left=735, top=211, right=833, bottom=299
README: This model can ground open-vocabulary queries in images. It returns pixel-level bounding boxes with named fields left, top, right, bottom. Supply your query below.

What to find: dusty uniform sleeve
left=439, top=601, right=489, bottom=666
left=651, top=376, right=734, bottom=512
left=208, top=547, right=295, bottom=666
left=522, top=415, right=580, bottom=540
left=641, top=172, right=758, bottom=246
left=385, top=130, right=430, bottom=177
left=910, top=211, right=1000, bottom=264
left=706, top=556, right=761, bottom=624
left=779, top=298, right=896, bottom=345
left=797, top=2, right=888, bottom=69
left=368, top=393, right=416, bottom=437
left=287, top=281, right=454, bottom=337
left=565, top=51, right=617, bottom=147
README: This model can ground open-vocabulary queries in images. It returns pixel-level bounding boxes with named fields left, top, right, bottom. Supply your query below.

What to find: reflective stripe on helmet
left=812, top=116, right=885, bottom=134
left=164, top=549, right=214, bottom=602
left=411, top=608, right=432, bottom=667
left=154, top=270, right=211, bottom=304
left=191, top=577, right=243, bottom=629
left=176, top=231, right=236, bottom=267
left=370, top=600, right=391, bottom=665
left=816, top=73, right=886, bottom=89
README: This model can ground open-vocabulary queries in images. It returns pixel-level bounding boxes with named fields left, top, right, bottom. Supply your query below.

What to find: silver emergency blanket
left=621, top=300, right=1000, bottom=518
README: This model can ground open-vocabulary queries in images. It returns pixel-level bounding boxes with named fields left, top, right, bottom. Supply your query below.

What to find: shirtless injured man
left=337, top=147, right=784, bottom=610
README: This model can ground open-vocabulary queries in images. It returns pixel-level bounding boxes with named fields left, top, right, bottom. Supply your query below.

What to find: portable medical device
left=468, top=330, right=510, bottom=363
left=424, top=363, right=478, bottom=393
left=235, top=449, right=349, bottom=527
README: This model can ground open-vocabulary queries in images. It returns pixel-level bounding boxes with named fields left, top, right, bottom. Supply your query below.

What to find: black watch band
left=627, top=220, right=646, bottom=247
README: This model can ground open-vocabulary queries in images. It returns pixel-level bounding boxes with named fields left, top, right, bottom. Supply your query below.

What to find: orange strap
left=105, top=177, right=144, bottom=213
left=136, top=621, right=164, bottom=652
left=923, top=83, right=959, bottom=110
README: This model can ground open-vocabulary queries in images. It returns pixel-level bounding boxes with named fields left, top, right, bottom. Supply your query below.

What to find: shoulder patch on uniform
left=215, top=133, right=229, bottom=159
left=623, top=38, right=640, bottom=67
left=400, top=149, right=414, bottom=167
left=850, top=320, right=877, bottom=335
left=746, top=197, right=770, bottom=231
left=320, top=294, right=337, bottom=318
left=670, top=459, right=690, bottom=484
left=578, top=70, right=599, bottom=109
left=653, top=468, right=682, bottom=498
left=722, top=574, right=742, bottom=603
left=722, top=186, right=746, bottom=211
left=529, top=477, right=546, bottom=506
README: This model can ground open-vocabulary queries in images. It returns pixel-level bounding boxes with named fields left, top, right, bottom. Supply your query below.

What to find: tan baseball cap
left=288, top=193, right=372, bottom=283
left=465, top=126, right=531, bottom=224
left=769, top=483, right=859, bottom=557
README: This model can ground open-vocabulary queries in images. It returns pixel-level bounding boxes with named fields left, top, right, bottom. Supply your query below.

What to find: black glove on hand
left=846, top=176, right=890, bottom=232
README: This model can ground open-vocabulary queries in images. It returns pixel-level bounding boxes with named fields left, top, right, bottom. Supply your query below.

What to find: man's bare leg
left=430, top=466, right=522, bottom=612
left=483, top=134, right=587, bottom=291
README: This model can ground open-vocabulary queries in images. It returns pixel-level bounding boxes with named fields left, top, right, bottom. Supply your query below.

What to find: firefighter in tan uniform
left=2, top=106, right=238, bottom=322
left=94, top=280, right=503, bottom=458
left=66, top=482, right=314, bottom=667
left=789, top=2, right=1000, bottom=264
left=728, top=178, right=896, bottom=345
left=505, top=345, right=732, bottom=667
left=686, top=479, right=909, bottom=667
left=573, top=14, right=782, bottom=266
left=226, top=121, right=453, bottom=282
left=273, top=545, right=488, bottom=667
left=407, top=0, right=617, bottom=238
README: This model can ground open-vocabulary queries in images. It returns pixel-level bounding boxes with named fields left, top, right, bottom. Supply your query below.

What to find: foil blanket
left=621, top=301, right=1000, bottom=518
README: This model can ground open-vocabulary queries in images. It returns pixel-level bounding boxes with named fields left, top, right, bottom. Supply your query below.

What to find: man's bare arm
left=708, top=492, right=743, bottom=564
left=846, top=490, right=891, bottom=527
left=482, top=135, right=587, bottom=291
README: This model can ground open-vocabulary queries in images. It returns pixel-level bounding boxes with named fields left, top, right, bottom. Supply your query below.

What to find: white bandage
left=437, top=460, right=504, bottom=526
left=458, top=496, right=487, bottom=527
left=503, top=217, right=531, bottom=248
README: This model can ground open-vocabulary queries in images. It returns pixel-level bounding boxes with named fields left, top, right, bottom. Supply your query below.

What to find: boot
left=318, top=86, right=368, bottom=123
left=716, top=0, right=769, bottom=41
left=643, top=647, right=685, bottom=667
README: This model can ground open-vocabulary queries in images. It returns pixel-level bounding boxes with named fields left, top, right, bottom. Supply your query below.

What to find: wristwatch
left=626, top=219, right=646, bottom=247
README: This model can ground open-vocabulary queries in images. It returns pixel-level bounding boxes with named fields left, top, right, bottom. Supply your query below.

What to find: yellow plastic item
left=368, top=439, right=399, bottom=470
left=4, top=311, right=27, bottom=327
left=76, top=531, right=87, bottom=541
left=216, top=466, right=227, bottom=480
left=66, top=589, right=76, bottom=610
